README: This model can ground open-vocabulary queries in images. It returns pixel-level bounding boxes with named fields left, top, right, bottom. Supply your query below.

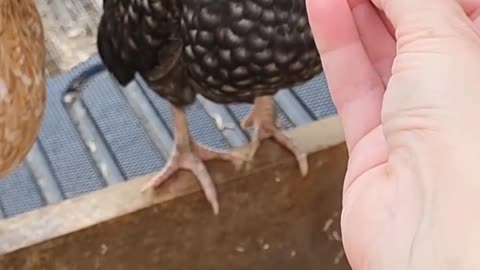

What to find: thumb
left=369, top=0, right=480, bottom=127
left=372, top=0, right=479, bottom=44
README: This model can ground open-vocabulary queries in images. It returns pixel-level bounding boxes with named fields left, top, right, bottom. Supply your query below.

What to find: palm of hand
left=307, top=0, right=480, bottom=268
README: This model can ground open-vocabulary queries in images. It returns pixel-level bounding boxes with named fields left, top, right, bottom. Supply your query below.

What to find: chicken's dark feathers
left=97, top=0, right=322, bottom=106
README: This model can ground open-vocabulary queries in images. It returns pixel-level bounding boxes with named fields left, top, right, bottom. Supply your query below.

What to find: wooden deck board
left=0, top=117, right=350, bottom=270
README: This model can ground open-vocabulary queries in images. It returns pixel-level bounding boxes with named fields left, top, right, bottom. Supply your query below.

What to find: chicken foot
left=242, top=96, right=308, bottom=177
left=142, top=106, right=241, bottom=214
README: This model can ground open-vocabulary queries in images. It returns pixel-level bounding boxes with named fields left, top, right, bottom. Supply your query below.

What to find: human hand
left=306, top=0, right=480, bottom=269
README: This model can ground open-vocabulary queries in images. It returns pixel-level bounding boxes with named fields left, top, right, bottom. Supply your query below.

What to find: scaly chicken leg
left=142, top=106, right=239, bottom=214
left=242, top=96, right=308, bottom=177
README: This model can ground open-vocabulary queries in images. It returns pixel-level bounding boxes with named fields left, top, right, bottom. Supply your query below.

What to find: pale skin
left=306, top=0, right=480, bottom=269
left=142, top=95, right=307, bottom=214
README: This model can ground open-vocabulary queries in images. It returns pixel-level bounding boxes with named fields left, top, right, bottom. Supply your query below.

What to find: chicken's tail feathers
left=96, top=15, right=136, bottom=87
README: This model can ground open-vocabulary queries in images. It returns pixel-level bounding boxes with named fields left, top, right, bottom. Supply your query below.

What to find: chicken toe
left=242, top=96, right=308, bottom=177
left=142, top=106, right=240, bottom=214
left=143, top=142, right=238, bottom=214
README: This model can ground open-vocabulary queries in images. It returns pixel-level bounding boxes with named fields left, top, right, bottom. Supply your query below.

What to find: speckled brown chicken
left=97, top=0, right=322, bottom=213
left=0, top=0, right=47, bottom=179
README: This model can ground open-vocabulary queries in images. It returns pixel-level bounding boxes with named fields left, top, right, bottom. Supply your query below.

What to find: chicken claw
left=242, top=96, right=308, bottom=177
left=141, top=106, right=243, bottom=215
left=142, top=143, right=239, bottom=214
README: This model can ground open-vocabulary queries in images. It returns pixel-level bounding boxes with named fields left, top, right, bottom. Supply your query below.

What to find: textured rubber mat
left=0, top=54, right=337, bottom=219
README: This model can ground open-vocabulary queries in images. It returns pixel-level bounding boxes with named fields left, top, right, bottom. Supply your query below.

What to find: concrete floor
left=36, top=0, right=102, bottom=76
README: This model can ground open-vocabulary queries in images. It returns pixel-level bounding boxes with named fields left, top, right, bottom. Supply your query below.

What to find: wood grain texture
left=0, top=117, right=349, bottom=270
left=0, top=0, right=46, bottom=179
left=2, top=144, right=349, bottom=270
left=0, top=116, right=348, bottom=269
left=0, top=116, right=344, bottom=250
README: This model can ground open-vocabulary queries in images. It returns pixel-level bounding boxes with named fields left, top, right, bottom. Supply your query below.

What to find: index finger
left=306, top=0, right=385, bottom=152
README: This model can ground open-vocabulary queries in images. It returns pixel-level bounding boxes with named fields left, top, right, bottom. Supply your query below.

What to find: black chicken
left=97, top=0, right=323, bottom=214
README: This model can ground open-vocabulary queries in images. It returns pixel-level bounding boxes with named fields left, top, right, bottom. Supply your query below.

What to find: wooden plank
left=0, top=116, right=350, bottom=270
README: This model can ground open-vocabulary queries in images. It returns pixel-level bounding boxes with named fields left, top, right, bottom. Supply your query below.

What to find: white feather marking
left=0, top=80, right=10, bottom=102
left=4, top=129, right=19, bottom=142
left=34, top=107, right=43, bottom=117
left=13, top=69, right=33, bottom=87
left=21, top=74, right=33, bottom=86
left=34, top=74, right=41, bottom=86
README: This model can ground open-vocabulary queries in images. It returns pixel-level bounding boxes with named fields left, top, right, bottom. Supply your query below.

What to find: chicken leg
left=142, top=106, right=240, bottom=214
left=242, top=96, right=308, bottom=176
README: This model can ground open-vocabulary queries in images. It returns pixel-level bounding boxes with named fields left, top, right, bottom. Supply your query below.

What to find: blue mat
left=0, top=54, right=336, bottom=219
